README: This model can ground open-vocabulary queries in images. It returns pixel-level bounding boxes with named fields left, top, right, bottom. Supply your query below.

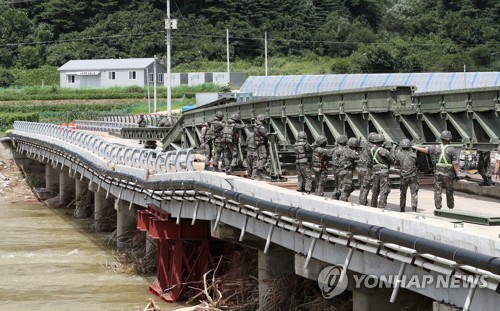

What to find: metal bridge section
left=75, top=120, right=138, bottom=133
left=6, top=122, right=500, bottom=310
left=162, top=86, right=500, bottom=152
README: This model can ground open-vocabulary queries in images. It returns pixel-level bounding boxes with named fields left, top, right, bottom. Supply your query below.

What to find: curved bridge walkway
left=6, top=121, right=500, bottom=311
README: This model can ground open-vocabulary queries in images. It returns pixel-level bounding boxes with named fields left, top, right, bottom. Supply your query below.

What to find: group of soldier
left=294, top=130, right=465, bottom=212
left=200, top=112, right=270, bottom=178
left=198, top=110, right=496, bottom=212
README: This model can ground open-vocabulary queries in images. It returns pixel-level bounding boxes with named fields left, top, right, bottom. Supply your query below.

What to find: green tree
left=0, top=68, right=15, bottom=87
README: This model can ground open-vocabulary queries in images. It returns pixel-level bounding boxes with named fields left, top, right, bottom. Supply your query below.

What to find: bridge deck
left=90, top=130, right=499, bottom=239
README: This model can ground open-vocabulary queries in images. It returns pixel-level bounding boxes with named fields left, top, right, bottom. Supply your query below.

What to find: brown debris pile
left=107, top=232, right=157, bottom=275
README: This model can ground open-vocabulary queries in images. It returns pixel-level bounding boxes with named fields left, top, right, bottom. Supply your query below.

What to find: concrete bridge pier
left=352, top=280, right=430, bottom=311
left=116, top=200, right=137, bottom=249
left=258, top=247, right=294, bottom=308
left=93, top=190, right=115, bottom=232
left=59, top=167, right=75, bottom=207
left=45, top=164, right=59, bottom=195
left=74, top=176, right=93, bottom=219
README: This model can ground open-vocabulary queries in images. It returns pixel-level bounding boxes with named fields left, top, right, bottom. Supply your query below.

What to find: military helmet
left=215, top=111, right=224, bottom=120
left=297, top=131, right=307, bottom=140
left=231, top=113, right=241, bottom=121
left=256, top=114, right=266, bottom=122
left=315, top=135, right=328, bottom=146
left=368, top=132, right=378, bottom=143
left=347, top=137, right=360, bottom=148
left=440, top=130, right=452, bottom=141
left=336, top=135, right=348, bottom=145
left=373, top=133, right=385, bottom=144
left=400, top=138, right=412, bottom=149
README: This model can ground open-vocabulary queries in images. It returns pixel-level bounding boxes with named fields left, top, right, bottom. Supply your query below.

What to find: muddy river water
left=0, top=202, right=181, bottom=310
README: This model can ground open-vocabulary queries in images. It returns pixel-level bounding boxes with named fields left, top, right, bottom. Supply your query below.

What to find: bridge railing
left=75, top=120, right=138, bottom=133
left=12, top=121, right=194, bottom=174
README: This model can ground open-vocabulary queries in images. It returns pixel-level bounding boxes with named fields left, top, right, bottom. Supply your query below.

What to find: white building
left=58, top=58, right=167, bottom=89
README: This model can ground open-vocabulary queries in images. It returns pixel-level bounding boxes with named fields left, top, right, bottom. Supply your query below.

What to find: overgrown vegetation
left=0, top=0, right=498, bottom=81
left=0, top=83, right=219, bottom=100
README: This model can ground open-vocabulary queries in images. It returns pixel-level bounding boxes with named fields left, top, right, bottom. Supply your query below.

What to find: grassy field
left=0, top=83, right=220, bottom=102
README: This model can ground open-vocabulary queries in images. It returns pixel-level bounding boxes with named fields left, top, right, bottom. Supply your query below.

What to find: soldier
left=210, top=111, right=225, bottom=172
left=253, top=114, right=270, bottom=178
left=246, top=132, right=257, bottom=179
left=137, top=114, right=147, bottom=144
left=358, top=132, right=377, bottom=205
left=477, top=150, right=493, bottom=186
left=331, top=135, right=348, bottom=200
left=311, top=135, right=330, bottom=196
left=414, top=131, right=460, bottom=209
left=157, top=116, right=172, bottom=127
left=294, top=131, right=313, bottom=194
left=370, top=134, right=394, bottom=209
left=200, top=120, right=213, bottom=171
left=493, top=147, right=500, bottom=183
left=220, top=113, right=245, bottom=175
left=394, top=139, right=418, bottom=212
left=338, top=138, right=360, bottom=202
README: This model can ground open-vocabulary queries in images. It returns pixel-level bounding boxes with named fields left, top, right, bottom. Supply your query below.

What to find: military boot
left=482, top=177, right=493, bottom=186
left=412, top=207, right=417, bottom=212
left=204, top=164, right=212, bottom=171
left=213, top=166, right=221, bottom=172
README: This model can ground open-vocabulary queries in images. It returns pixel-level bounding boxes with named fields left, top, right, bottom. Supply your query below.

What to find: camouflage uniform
left=157, top=117, right=172, bottom=127
left=210, top=112, right=225, bottom=172
left=200, top=120, right=213, bottom=169
left=357, top=133, right=377, bottom=205
left=246, top=133, right=257, bottom=179
left=427, top=144, right=459, bottom=209
left=294, top=131, right=313, bottom=193
left=338, top=138, right=360, bottom=202
left=312, top=136, right=330, bottom=196
left=370, top=134, right=394, bottom=209
left=331, top=135, right=348, bottom=200
left=477, top=151, right=492, bottom=186
left=220, top=114, right=245, bottom=174
left=137, top=114, right=147, bottom=144
left=253, top=114, right=269, bottom=177
left=394, top=139, right=418, bottom=212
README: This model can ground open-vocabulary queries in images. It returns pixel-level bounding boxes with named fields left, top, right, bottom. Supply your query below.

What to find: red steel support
left=138, top=204, right=212, bottom=302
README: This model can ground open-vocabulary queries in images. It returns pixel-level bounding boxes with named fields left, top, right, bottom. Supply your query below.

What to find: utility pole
left=463, top=64, right=467, bottom=89
left=226, top=28, right=230, bottom=76
left=146, top=67, right=151, bottom=114
left=165, top=0, right=177, bottom=119
left=154, top=55, right=157, bottom=113
left=265, top=32, right=268, bottom=76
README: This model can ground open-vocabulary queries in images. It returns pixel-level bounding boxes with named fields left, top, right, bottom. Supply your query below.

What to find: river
left=0, top=201, right=181, bottom=311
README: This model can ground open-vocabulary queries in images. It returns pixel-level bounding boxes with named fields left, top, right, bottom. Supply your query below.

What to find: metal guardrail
left=75, top=120, right=138, bottom=133
left=12, top=121, right=193, bottom=174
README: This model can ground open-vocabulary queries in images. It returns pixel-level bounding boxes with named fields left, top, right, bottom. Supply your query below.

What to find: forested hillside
left=0, top=0, right=499, bottom=75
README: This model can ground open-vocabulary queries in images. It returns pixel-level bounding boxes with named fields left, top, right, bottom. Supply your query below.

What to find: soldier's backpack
left=221, top=123, right=235, bottom=143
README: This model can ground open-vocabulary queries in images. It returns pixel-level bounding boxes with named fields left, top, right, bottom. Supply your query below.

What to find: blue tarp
left=240, top=72, right=500, bottom=97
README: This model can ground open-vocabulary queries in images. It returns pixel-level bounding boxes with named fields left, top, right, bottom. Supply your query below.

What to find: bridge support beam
left=116, top=200, right=137, bottom=249
left=93, top=190, right=115, bottom=232
left=45, top=164, right=59, bottom=195
left=74, top=177, right=93, bottom=219
left=59, top=167, right=75, bottom=207
left=258, top=246, right=294, bottom=308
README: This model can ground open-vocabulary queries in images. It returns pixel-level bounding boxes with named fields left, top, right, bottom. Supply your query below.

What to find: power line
left=0, top=28, right=497, bottom=49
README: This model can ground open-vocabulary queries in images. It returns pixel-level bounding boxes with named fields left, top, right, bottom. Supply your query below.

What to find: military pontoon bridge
left=160, top=86, right=499, bottom=154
